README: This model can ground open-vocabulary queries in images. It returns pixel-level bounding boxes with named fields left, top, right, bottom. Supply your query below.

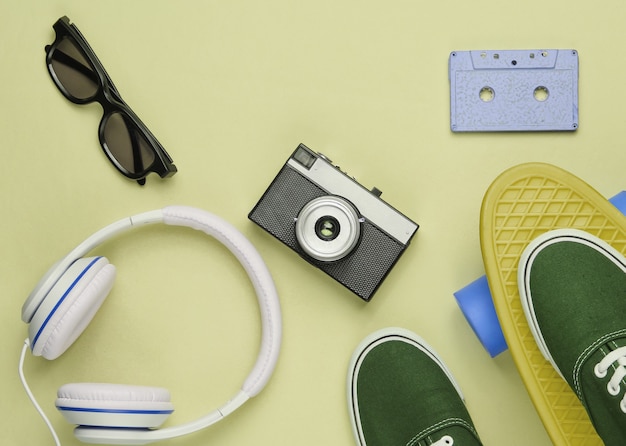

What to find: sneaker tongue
left=577, top=337, right=626, bottom=443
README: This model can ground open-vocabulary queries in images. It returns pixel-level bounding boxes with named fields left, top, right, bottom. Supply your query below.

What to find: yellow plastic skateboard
left=480, top=162, right=626, bottom=445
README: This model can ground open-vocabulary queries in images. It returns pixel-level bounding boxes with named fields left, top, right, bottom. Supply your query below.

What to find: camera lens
left=315, top=216, right=340, bottom=241
left=295, top=196, right=361, bottom=262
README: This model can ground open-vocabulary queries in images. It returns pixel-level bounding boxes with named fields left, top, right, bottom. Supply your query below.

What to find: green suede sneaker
left=347, top=328, right=482, bottom=446
left=519, top=228, right=626, bottom=445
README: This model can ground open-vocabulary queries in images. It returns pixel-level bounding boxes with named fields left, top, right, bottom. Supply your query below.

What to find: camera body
left=248, top=144, right=419, bottom=301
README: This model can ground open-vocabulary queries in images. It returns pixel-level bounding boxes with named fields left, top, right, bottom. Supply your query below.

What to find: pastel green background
left=2, top=1, right=624, bottom=445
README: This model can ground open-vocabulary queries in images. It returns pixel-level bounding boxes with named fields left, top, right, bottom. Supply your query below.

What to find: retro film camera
left=249, top=144, right=419, bottom=301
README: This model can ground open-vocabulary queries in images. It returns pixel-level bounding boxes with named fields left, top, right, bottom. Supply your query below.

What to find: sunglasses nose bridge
left=103, top=86, right=124, bottom=106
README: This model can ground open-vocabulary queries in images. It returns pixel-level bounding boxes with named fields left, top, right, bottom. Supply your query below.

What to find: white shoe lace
left=593, top=345, right=626, bottom=413
left=431, top=435, right=453, bottom=445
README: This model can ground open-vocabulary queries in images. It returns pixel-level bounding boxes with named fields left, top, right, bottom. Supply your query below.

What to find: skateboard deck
left=480, top=163, right=626, bottom=445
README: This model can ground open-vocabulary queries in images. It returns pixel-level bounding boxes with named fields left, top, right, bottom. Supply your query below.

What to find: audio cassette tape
left=449, top=49, right=579, bottom=132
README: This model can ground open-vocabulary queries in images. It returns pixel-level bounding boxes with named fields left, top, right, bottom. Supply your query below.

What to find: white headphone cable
left=19, top=338, right=61, bottom=446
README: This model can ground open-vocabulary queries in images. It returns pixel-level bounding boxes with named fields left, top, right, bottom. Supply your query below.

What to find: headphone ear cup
left=29, top=257, right=116, bottom=360
left=56, top=383, right=174, bottom=428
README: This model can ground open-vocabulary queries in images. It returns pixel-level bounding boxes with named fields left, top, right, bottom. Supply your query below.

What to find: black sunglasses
left=45, top=16, right=177, bottom=185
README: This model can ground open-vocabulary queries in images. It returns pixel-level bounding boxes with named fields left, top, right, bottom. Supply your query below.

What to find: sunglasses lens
left=103, top=112, right=156, bottom=175
left=49, top=37, right=99, bottom=101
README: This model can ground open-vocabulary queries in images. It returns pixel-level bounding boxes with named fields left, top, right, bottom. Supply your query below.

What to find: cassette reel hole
left=533, top=86, right=549, bottom=102
left=479, top=86, right=495, bottom=102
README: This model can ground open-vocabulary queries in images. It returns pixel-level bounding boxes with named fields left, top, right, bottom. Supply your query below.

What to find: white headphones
left=20, top=205, right=282, bottom=445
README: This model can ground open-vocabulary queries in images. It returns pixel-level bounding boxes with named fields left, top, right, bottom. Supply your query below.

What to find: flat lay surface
left=3, top=1, right=626, bottom=445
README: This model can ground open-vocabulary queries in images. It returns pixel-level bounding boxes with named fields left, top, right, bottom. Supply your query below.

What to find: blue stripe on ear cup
left=31, top=257, right=103, bottom=350
left=57, top=407, right=174, bottom=415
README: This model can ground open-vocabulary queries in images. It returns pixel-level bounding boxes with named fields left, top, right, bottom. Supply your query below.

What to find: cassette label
left=449, top=49, right=579, bottom=132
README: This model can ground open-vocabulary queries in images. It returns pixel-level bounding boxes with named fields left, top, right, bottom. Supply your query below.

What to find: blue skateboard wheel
left=454, top=275, right=507, bottom=357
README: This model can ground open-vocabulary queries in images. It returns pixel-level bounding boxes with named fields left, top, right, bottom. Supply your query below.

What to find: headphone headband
left=22, top=206, right=282, bottom=444
left=162, top=206, right=281, bottom=397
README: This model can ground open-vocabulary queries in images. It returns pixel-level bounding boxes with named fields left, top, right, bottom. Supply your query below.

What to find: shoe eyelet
left=620, top=398, right=626, bottom=414
left=594, top=363, right=607, bottom=378
left=608, top=383, right=621, bottom=396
